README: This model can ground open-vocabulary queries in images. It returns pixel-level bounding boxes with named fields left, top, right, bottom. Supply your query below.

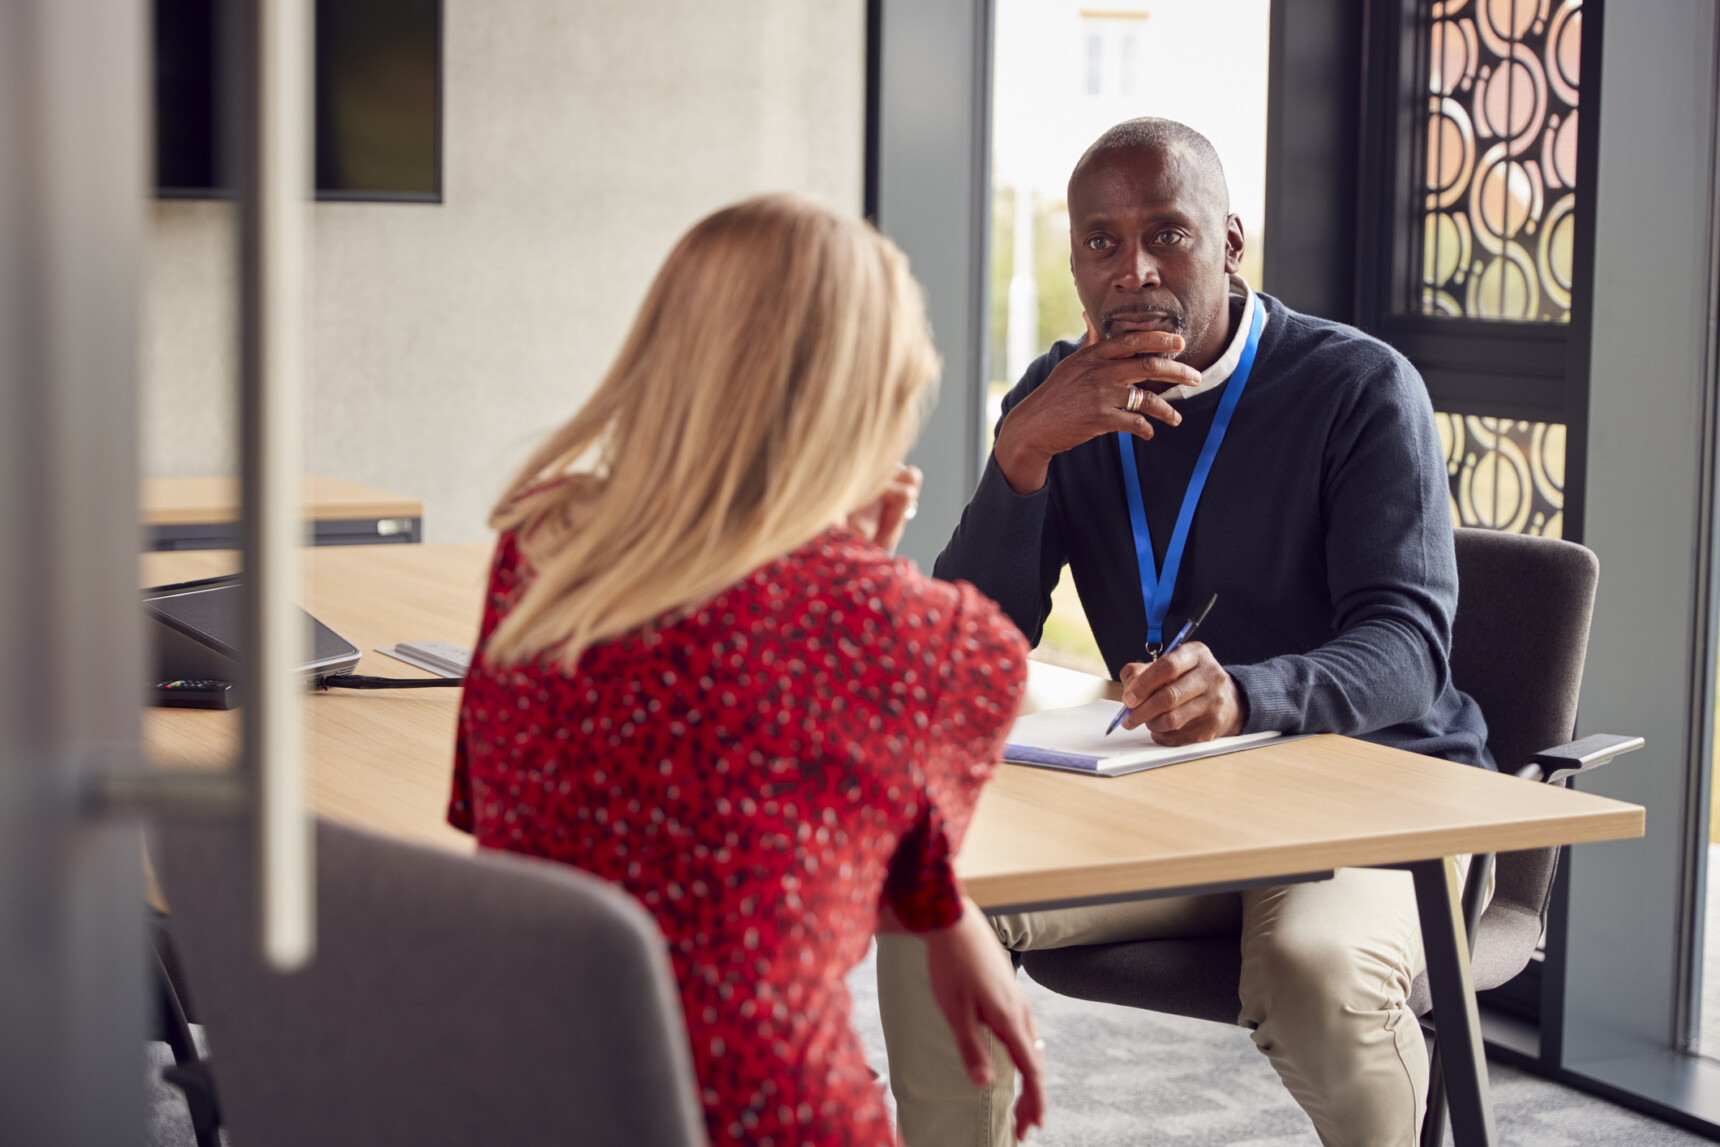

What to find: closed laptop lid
left=144, top=575, right=361, bottom=681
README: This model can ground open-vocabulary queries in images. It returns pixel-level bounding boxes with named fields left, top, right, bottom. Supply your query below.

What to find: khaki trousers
left=876, top=859, right=1488, bottom=1147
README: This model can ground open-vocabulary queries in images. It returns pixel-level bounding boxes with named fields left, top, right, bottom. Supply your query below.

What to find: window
left=1359, top=0, right=1605, bottom=1059
left=1417, top=1, right=1582, bottom=323
left=1436, top=413, right=1566, bottom=536
left=1360, top=0, right=1590, bottom=542
left=1413, top=2, right=1584, bottom=539
left=990, top=0, right=1269, bottom=675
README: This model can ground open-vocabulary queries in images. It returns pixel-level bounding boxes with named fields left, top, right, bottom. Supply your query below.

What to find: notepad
left=375, top=640, right=470, bottom=678
left=1004, top=700, right=1284, bottom=776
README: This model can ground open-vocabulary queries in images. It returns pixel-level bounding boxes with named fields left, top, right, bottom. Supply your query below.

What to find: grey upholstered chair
left=1019, top=527, right=1641, bottom=1147
left=155, top=818, right=706, bottom=1147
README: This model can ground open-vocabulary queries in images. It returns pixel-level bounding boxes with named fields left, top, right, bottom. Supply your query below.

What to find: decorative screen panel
left=1436, top=413, right=1565, bottom=537
left=1418, top=0, right=1582, bottom=322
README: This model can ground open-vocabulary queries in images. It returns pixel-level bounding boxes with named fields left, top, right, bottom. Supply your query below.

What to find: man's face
left=1067, top=144, right=1244, bottom=374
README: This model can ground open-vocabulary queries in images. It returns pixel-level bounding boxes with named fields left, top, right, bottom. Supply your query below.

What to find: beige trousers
left=876, top=860, right=1488, bottom=1147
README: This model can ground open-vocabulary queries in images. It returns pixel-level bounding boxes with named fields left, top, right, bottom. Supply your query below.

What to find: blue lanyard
left=1116, top=297, right=1265, bottom=648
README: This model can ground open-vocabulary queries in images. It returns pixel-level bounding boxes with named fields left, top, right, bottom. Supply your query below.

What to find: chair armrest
left=1515, top=733, right=1645, bottom=784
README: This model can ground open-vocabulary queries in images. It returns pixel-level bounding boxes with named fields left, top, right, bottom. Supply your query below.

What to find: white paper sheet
left=1004, top=700, right=1284, bottom=776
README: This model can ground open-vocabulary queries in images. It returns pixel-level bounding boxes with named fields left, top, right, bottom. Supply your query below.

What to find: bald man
left=875, top=118, right=1494, bottom=1147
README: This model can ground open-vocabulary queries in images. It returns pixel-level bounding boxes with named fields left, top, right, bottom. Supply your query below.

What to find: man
left=876, top=118, right=1492, bottom=1147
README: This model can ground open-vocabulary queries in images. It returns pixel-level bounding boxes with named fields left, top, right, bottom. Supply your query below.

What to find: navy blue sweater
left=934, top=293, right=1492, bottom=768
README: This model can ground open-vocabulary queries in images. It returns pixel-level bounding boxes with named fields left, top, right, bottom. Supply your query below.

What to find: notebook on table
left=1004, top=700, right=1286, bottom=777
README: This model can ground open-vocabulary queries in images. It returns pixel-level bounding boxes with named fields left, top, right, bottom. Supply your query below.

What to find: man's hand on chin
left=1117, top=641, right=1248, bottom=744
left=991, top=320, right=1196, bottom=496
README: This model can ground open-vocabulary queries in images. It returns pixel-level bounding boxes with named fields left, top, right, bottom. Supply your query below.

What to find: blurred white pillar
left=0, top=1, right=149, bottom=1142
left=234, top=0, right=314, bottom=974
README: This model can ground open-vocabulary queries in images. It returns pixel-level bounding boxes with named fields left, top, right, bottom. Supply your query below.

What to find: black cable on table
left=314, top=674, right=463, bottom=690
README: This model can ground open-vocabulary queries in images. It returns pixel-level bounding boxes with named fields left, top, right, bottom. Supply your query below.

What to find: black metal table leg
left=1420, top=852, right=1494, bottom=1147
left=1411, top=857, right=1497, bottom=1146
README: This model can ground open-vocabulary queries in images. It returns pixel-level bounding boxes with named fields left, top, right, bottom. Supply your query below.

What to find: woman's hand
left=845, top=465, right=923, bottom=553
left=921, top=897, right=1047, bottom=1140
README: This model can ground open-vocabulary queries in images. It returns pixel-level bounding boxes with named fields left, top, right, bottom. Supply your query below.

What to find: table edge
left=960, top=805, right=1645, bottom=909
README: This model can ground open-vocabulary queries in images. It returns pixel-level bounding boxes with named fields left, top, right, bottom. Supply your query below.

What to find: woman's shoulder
left=765, top=530, right=1028, bottom=678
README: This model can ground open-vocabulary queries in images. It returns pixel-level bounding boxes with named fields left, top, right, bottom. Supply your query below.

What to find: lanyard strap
left=1117, top=297, right=1265, bottom=647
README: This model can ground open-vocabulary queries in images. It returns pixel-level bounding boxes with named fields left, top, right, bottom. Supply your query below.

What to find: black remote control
left=153, top=679, right=238, bottom=710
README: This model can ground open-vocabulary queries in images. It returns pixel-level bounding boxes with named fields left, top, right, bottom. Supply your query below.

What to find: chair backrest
left=156, top=819, right=706, bottom=1147
left=1450, top=528, right=1599, bottom=776
left=1449, top=528, right=1599, bottom=932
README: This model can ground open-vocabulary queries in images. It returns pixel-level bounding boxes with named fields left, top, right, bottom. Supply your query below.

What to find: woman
left=447, top=194, right=1045, bottom=1145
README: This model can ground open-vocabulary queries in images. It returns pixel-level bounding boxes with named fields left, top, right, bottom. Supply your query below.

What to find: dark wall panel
left=1262, top=0, right=1365, bottom=323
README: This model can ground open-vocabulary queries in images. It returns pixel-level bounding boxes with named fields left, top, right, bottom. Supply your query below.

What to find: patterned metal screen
left=1436, top=413, right=1565, bottom=537
left=1418, top=0, right=1582, bottom=322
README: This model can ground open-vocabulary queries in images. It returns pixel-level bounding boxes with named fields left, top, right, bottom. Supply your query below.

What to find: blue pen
left=1105, top=593, right=1218, bottom=736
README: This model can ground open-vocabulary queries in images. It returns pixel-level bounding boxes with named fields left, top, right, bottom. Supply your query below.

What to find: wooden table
left=142, top=543, right=1644, bottom=1146
left=143, top=544, right=484, bottom=852
left=967, top=662, right=1640, bottom=910
left=142, top=475, right=424, bottom=550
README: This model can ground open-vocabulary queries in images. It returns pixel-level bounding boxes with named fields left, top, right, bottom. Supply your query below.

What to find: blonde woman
left=448, top=195, right=1046, bottom=1146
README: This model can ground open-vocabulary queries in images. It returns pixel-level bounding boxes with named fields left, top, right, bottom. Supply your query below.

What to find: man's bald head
left=1068, top=118, right=1230, bottom=223
left=1064, top=118, right=1244, bottom=372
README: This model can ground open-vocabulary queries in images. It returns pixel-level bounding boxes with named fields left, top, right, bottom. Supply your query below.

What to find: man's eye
left=1085, top=236, right=1114, bottom=251
left=1156, top=230, right=1185, bottom=246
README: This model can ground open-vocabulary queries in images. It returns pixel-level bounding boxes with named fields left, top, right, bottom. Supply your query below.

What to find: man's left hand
left=1118, top=642, right=1247, bottom=744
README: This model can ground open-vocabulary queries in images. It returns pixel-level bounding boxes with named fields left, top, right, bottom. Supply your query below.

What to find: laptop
left=145, top=574, right=362, bottom=693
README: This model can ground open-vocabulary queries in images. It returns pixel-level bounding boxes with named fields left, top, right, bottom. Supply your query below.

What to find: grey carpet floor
left=842, top=944, right=1711, bottom=1147
left=145, top=944, right=1711, bottom=1145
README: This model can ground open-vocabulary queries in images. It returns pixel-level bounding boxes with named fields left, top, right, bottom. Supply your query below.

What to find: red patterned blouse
left=448, top=526, right=1026, bottom=1147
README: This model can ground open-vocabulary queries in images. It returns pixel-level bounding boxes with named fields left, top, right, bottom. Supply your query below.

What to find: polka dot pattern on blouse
left=449, top=526, right=1026, bottom=1147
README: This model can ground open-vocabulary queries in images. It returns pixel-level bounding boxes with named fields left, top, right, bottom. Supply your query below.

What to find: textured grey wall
left=143, top=0, right=866, bottom=542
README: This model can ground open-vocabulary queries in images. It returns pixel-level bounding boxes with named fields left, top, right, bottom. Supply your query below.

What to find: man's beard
left=1102, top=303, right=1190, bottom=355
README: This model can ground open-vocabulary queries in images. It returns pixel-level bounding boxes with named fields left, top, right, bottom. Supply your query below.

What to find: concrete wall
left=142, top=0, right=866, bottom=542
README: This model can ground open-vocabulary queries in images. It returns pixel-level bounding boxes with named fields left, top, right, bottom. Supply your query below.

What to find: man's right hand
left=993, top=321, right=1199, bottom=495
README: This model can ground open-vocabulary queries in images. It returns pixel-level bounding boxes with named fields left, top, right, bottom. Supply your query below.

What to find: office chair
left=1019, top=527, right=1641, bottom=1147
left=154, top=818, right=706, bottom=1147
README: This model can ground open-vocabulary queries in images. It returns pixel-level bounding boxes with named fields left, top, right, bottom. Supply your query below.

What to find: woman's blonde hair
left=484, top=193, right=940, bottom=668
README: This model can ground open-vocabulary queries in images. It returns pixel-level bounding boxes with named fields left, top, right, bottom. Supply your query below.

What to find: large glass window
left=1374, top=0, right=1589, bottom=1051
left=1380, top=1, right=1586, bottom=542
left=1365, top=1, right=1720, bottom=1117
left=1436, top=413, right=1566, bottom=536
left=1411, top=2, right=1584, bottom=540
left=988, top=0, right=1270, bottom=675
left=1374, top=6, right=1720, bottom=1100
left=1415, top=0, right=1582, bottom=323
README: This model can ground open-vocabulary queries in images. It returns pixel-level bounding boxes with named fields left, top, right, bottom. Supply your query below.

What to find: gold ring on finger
left=1125, top=387, right=1143, bottom=414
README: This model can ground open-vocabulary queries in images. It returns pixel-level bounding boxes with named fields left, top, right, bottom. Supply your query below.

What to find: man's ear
left=1224, top=213, right=1245, bottom=276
